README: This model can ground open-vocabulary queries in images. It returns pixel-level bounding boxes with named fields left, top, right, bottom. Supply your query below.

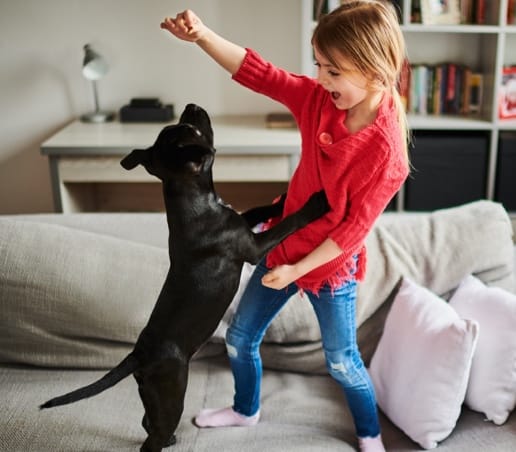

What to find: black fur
left=40, top=103, right=329, bottom=452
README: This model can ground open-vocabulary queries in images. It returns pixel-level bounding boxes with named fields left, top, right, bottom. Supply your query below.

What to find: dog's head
left=120, top=103, right=215, bottom=181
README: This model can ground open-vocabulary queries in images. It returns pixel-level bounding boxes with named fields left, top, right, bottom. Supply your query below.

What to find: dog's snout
left=178, top=103, right=213, bottom=147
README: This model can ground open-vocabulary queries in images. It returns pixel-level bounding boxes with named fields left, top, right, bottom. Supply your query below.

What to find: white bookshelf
left=300, top=0, right=516, bottom=209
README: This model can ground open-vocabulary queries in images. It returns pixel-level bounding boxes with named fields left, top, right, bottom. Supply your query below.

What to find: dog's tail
left=39, top=354, right=139, bottom=409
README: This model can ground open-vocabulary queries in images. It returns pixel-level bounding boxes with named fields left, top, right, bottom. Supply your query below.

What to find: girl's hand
left=160, top=10, right=207, bottom=43
left=262, top=265, right=301, bottom=290
left=261, top=239, right=344, bottom=290
left=160, top=9, right=246, bottom=75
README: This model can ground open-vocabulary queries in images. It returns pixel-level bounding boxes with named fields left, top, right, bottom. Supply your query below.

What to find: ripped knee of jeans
left=225, top=328, right=241, bottom=359
left=225, top=328, right=261, bottom=361
left=326, top=349, right=363, bottom=386
left=226, top=342, right=238, bottom=359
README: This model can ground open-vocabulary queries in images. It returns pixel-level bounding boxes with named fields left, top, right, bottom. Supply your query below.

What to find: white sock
left=194, top=407, right=260, bottom=428
left=358, top=434, right=386, bottom=452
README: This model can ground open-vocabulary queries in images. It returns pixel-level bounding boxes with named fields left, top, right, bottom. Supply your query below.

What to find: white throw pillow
left=369, top=278, right=479, bottom=449
left=449, top=274, right=516, bottom=425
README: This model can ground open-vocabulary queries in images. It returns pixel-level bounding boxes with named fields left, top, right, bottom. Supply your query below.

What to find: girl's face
left=313, top=47, right=374, bottom=111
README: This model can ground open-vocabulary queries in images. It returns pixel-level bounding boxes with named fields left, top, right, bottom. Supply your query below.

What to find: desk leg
left=47, top=156, right=63, bottom=213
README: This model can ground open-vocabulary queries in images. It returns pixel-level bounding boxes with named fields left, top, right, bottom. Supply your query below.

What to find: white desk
left=41, top=116, right=300, bottom=212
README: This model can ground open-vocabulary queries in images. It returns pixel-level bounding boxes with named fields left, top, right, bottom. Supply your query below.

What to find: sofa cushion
left=369, top=278, right=479, bottom=449
left=0, top=219, right=169, bottom=368
left=0, top=200, right=513, bottom=372
left=449, top=274, right=516, bottom=425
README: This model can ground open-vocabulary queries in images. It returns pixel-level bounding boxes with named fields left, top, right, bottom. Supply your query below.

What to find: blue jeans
left=225, top=259, right=381, bottom=438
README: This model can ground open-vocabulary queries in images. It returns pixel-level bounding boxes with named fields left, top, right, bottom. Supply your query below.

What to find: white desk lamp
left=80, top=44, right=115, bottom=123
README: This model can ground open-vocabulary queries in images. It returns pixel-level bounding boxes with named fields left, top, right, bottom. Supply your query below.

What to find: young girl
left=161, top=2, right=409, bottom=450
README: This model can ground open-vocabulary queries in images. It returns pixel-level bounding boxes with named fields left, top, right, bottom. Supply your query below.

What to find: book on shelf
left=475, top=0, right=486, bottom=24
left=411, top=0, right=422, bottom=23
left=460, top=0, right=474, bottom=24
left=508, top=0, right=516, bottom=25
left=469, top=72, right=483, bottom=114
left=265, top=112, right=297, bottom=129
left=499, top=66, right=516, bottom=120
left=461, top=0, right=486, bottom=24
left=403, top=62, right=482, bottom=116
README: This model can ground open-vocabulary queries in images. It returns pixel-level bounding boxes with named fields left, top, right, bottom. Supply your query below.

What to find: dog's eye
left=195, top=129, right=202, bottom=137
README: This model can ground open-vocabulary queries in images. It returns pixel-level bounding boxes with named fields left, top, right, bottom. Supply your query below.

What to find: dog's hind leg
left=137, top=359, right=188, bottom=452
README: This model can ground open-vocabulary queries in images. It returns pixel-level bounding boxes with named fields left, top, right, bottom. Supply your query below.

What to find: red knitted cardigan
left=233, top=49, right=409, bottom=293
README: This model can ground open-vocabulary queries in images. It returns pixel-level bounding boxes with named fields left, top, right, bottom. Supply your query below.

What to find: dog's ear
left=120, top=149, right=149, bottom=170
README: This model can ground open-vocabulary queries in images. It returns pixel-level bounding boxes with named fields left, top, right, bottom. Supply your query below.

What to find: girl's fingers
left=161, top=17, right=187, bottom=37
left=160, top=17, right=176, bottom=30
left=262, top=271, right=276, bottom=284
left=183, top=10, right=197, bottom=27
left=174, top=11, right=192, bottom=32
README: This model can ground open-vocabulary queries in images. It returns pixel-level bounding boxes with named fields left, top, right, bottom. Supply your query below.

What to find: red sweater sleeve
left=232, top=48, right=317, bottom=120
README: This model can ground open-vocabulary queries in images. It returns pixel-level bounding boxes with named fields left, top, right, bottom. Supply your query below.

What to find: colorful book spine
left=452, top=0, right=489, bottom=24
left=406, top=63, right=482, bottom=116
left=508, top=0, right=516, bottom=25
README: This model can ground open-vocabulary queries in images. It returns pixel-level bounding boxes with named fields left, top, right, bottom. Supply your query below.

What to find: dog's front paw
left=303, top=190, right=330, bottom=220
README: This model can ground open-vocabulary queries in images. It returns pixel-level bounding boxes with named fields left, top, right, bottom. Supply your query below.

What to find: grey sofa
left=1, top=200, right=515, bottom=451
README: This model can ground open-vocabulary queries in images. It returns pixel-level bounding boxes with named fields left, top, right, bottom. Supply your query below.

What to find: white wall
left=0, top=0, right=302, bottom=213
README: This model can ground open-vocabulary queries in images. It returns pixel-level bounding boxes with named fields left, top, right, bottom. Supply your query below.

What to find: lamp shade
left=82, top=44, right=108, bottom=81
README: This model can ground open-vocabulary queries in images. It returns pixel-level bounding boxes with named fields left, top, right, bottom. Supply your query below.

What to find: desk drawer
left=59, top=157, right=150, bottom=182
left=58, top=155, right=291, bottom=183
left=214, top=155, right=290, bottom=181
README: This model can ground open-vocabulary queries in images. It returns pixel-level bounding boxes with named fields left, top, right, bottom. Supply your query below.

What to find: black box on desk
left=120, top=105, right=174, bottom=122
left=495, top=132, right=516, bottom=211
left=404, top=131, right=488, bottom=211
left=119, top=98, right=175, bottom=123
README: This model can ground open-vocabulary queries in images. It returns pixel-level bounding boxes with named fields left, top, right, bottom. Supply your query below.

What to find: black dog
left=40, top=104, right=328, bottom=452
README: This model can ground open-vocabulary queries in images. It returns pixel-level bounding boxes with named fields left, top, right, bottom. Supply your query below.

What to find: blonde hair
left=312, top=0, right=410, bottom=165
